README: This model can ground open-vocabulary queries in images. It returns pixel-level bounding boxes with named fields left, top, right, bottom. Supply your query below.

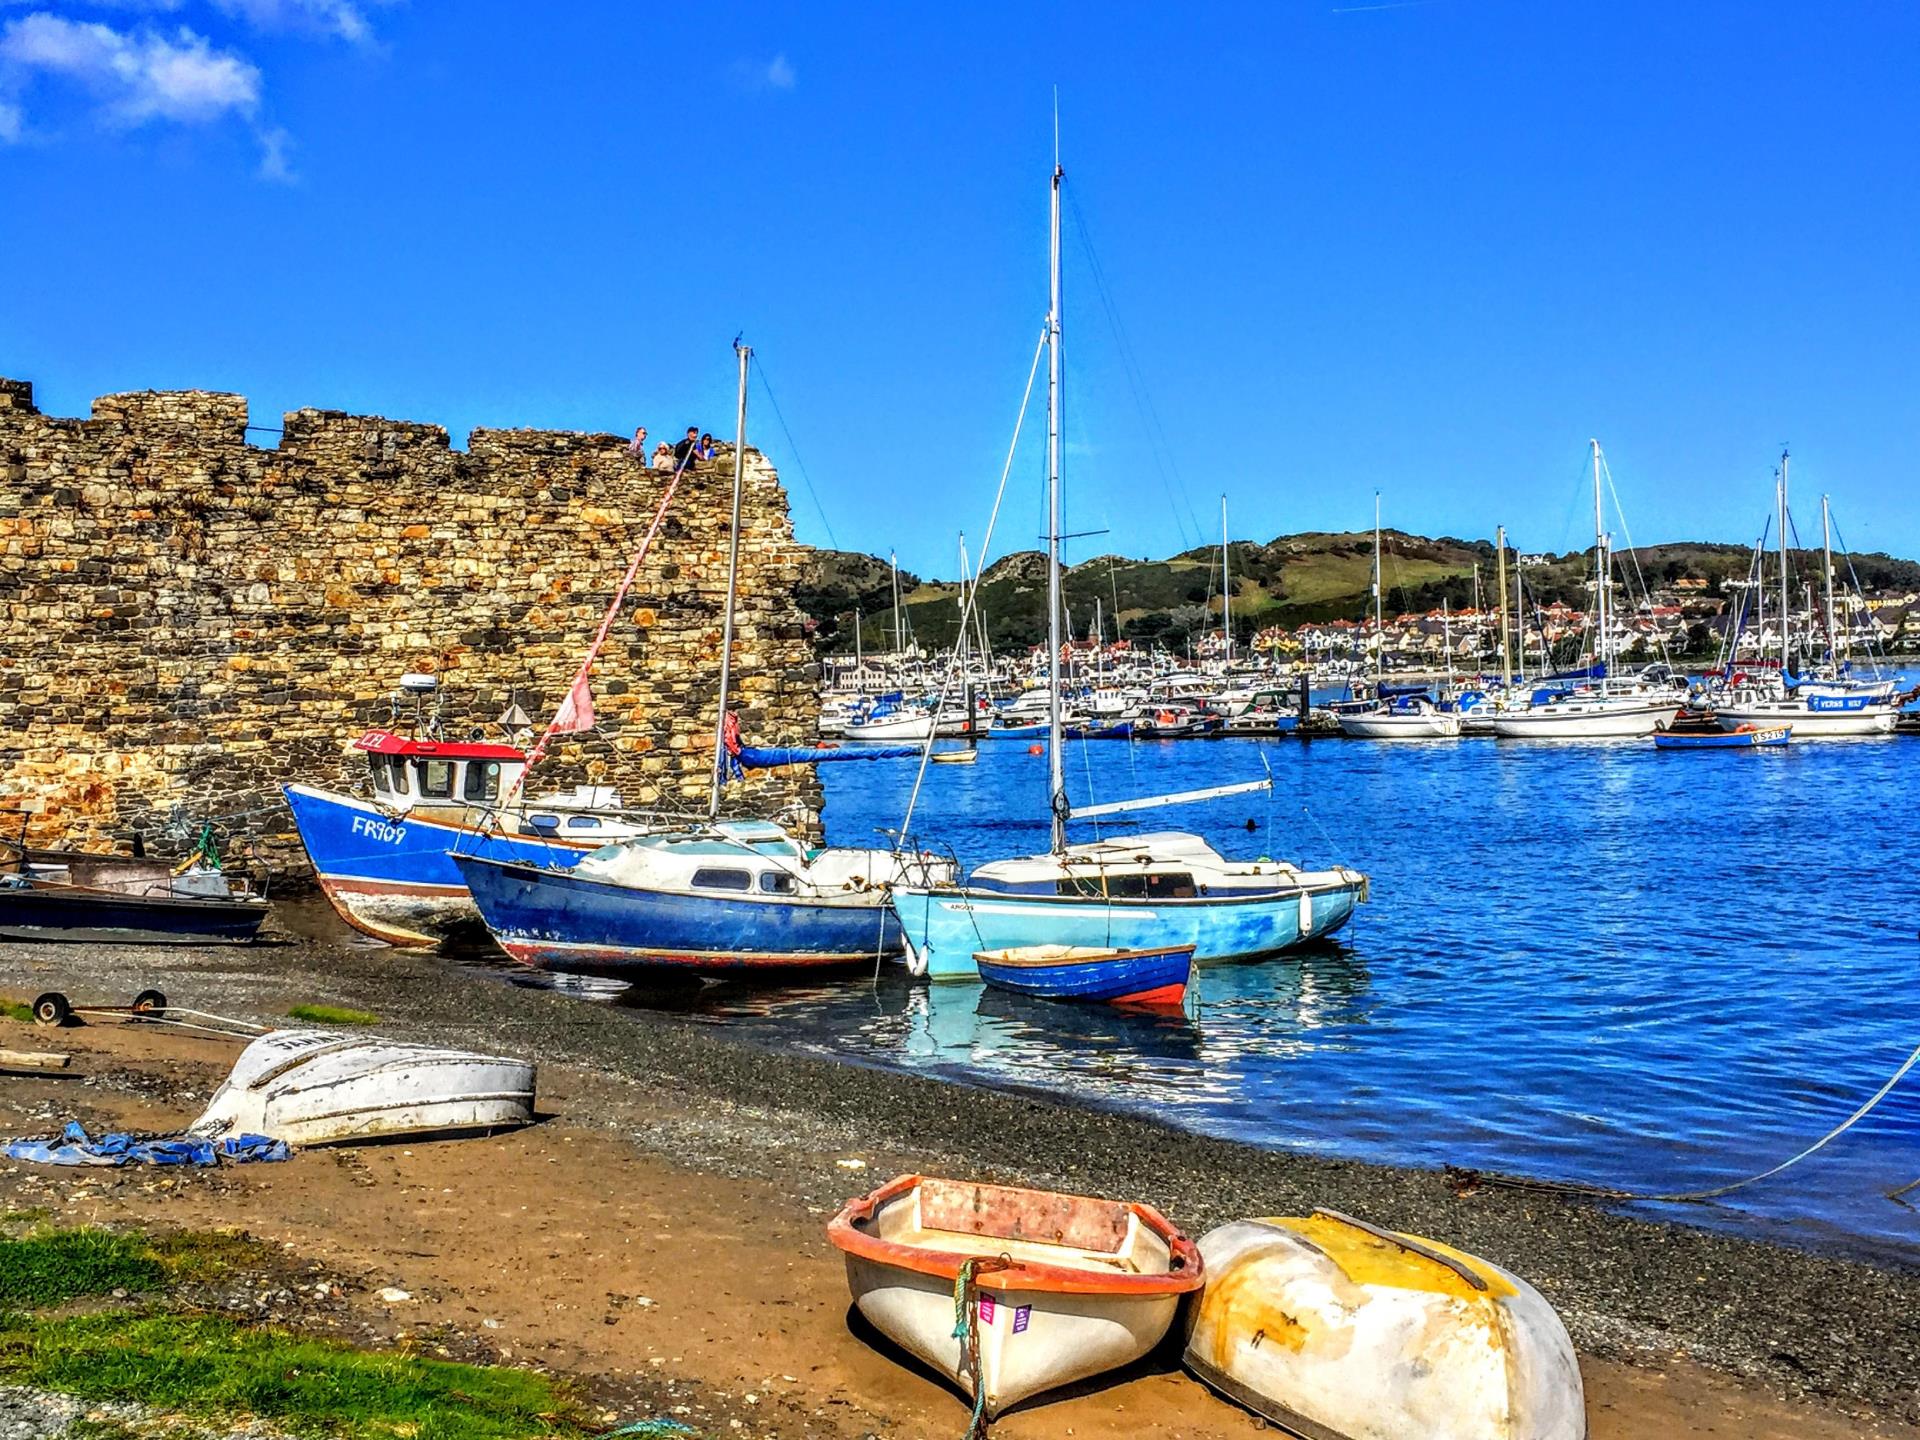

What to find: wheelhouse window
left=389, top=758, right=411, bottom=795
left=463, top=760, right=504, bottom=803
left=691, top=867, right=753, bottom=892
left=417, top=760, right=455, bottom=798
left=759, top=871, right=797, bottom=895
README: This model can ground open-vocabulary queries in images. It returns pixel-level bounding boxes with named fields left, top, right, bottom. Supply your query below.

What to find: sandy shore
left=2, top=906, right=1917, bottom=1438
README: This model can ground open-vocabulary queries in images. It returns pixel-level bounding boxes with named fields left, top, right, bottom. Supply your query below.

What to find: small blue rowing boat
left=1653, top=723, right=1792, bottom=751
left=973, top=943, right=1195, bottom=1009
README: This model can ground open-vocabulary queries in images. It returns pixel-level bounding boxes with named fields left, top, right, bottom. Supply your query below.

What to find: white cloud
left=255, top=118, right=289, bottom=178
left=211, top=0, right=371, bottom=44
left=730, top=52, right=795, bottom=93
left=0, top=12, right=260, bottom=124
left=0, top=96, right=20, bottom=139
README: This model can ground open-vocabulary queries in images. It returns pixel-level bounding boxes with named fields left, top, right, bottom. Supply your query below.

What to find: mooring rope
left=1454, top=1034, right=1920, bottom=1205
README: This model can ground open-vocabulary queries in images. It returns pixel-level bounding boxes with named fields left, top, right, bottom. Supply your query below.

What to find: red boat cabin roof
left=352, top=729, right=525, bottom=761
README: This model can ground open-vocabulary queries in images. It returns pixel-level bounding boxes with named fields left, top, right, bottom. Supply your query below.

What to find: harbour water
left=603, top=731, right=1920, bottom=1265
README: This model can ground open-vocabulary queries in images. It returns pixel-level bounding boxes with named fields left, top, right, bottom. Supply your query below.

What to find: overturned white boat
left=1184, top=1209, right=1584, bottom=1440
left=829, top=1174, right=1203, bottom=1418
left=191, top=1029, right=535, bottom=1146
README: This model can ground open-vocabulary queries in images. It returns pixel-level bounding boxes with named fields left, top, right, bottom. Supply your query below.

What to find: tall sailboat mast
left=1045, top=156, right=1068, bottom=854
left=1822, top=494, right=1839, bottom=664
left=708, top=340, right=751, bottom=818
left=1777, top=450, right=1791, bottom=670
left=1495, top=524, right=1512, bottom=686
left=1590, top=439, right=1609, bottom=678
left=1372, top=492, right=1383, bottom=684
left=1220, top=495, right=1232, bottom=667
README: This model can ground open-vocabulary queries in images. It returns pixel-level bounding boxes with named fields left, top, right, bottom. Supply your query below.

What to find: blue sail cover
left=731, top=744, right=919, bottom=775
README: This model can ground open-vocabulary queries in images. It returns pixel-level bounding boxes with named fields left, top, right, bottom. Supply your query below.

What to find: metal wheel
left=31, top=992, right=70, bottom=1027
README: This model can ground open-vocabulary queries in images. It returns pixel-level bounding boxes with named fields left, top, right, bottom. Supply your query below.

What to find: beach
left=2, top=905, right=1916, bottom=1439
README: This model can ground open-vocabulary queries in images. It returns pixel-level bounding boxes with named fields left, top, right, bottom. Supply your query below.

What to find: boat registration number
left=350, top=816, right=408, bottom=845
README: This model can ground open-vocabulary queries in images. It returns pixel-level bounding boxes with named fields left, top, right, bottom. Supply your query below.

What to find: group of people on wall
left=624, top=424, right=718, bottom=470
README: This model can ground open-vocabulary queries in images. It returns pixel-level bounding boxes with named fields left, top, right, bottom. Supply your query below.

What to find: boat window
left=1147, top=872, right=1197, bottom=899
left=367, top=756, right=390, bottom=794
left=692, top=867, right=753, bottom=892
left=564, top=816, right=601, bottom=830
left=386, top=758, right=410, bottom=795
left=526, top=814, right=559, bottom=832
left=463, top=760, right=504, bottom=803
left=417, top=760, right=455, bottom=798
left=759, top=871, right=797, bottom=895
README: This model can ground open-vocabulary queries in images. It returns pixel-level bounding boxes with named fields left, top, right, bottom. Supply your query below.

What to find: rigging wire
left=895, top=326, right=1050, bottom=848
left=1596, top=449, right=1674, bottom=669
left=1063, top=187, right=1203, bottom=549
left=752, top=360, right=839, bottom=551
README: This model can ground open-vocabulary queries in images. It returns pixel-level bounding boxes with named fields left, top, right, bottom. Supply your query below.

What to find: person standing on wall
left=626, top=425, right=648, bottom=458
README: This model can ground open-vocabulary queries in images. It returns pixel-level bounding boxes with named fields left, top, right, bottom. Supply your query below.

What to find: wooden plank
left=0, top=1047, right=72, bottom=1072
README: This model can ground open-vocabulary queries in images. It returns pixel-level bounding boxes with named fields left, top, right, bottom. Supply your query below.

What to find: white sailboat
left=889, top=147, right=1368, bottom=981
left=1710, top=457, right=1899, bottom=737
left=1492, top=442, right=1673, bottom=740
left=1337, top=496, right=1461, bottom=740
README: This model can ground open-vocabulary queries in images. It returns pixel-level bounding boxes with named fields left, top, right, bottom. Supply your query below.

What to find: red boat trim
left=352, top=729, right=526, bottom=761
left=826, top=1173, right=1205, bottom=1297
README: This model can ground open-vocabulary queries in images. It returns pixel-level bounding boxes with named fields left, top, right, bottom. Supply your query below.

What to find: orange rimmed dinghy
left=828, top=1174, right=1203, bottom=1419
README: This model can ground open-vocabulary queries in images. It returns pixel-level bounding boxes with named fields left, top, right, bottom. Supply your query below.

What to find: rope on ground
left=1450, top=1034, right=1920, bottom=1205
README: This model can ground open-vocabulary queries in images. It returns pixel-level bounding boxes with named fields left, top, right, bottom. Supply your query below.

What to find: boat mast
left=890, top=551, right=903, bottom=676
left=1495, top=524, right=1512, bottom=686
left=1220, top=494, right=1232, bottom=668
left=1822, top=494, right=1839, bottom=664
left=1372, top=492, right=1383, bottom=685
left=708, top=340, right=751, bottom=819
left=1590, top=439, right=1609, bottom=681
left=1442, top=598, right=1454, bottom=694
left=1045, top=153, right=1068, bottom=854
left=1777, top=450, right=1790, bottom=672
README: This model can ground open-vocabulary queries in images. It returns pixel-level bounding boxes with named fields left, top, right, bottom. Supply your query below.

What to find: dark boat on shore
left=0, top=840, right=270, bottom=944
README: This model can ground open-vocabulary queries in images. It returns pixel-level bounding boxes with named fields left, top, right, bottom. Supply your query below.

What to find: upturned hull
left=891, top=881, right=1361, bottom=982
left=451, top=854, right=900, bottom=974
left=1184, top=1214, right=1584, bottom=1440
left=283, top=784, right=605, bottom=947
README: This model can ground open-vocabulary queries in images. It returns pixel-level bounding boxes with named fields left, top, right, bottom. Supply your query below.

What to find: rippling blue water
left=627, top=729, right=1920, bottom=1263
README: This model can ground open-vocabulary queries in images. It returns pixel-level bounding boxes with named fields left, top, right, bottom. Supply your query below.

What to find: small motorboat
left=930, top=746, right=979, bottom=765
left=1184, top=1209, right=1584, bottom=1440
left=0, top=841, right=269, bottom=945
left=190, top=1029, right=535, bottom=1146
left=828, top=1174, right=1203, bottom=1419
left=1654, top=723, right=1791, bottom=750
left=974, top=943, right=1193, bottom=1009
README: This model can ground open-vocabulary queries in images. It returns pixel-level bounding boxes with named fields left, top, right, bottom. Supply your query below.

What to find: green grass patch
left=286, top=1003, right=381, bottom=1026
left=0, top=1230, right=167, bottom=1307
left=0, top=1312, right=591, bottom=1440
left=0, top=997, right=33, bottom=1023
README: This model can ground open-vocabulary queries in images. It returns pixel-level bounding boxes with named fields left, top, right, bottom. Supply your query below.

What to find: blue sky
left=3, top=1, right=1917, bottom=577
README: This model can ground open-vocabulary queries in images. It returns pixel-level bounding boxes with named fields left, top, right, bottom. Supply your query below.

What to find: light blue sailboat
left=888, top=154, right=1370, bottom=981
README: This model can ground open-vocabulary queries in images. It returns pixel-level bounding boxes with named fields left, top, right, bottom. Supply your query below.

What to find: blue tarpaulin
left=727, top=744, right=920, bottom=779
left=5, top=1121, right=289, bottom=1167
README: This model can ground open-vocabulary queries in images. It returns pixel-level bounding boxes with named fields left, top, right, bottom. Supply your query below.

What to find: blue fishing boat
left=1653, top=724, right=1791, bottom=751
left=284, top=729, right=661, bottom=947
left=1063, top=719, right=1136, bottom=740
left=974, top=943, right=1193, bottom=1008
left=888, top=155, right=1371, bottom=983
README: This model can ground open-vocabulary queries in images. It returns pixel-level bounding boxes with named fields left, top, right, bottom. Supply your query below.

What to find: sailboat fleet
left=273, top=143, right=1912, bottom=987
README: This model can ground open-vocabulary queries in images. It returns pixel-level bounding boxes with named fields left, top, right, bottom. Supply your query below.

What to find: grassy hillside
left=801, top=533, right=1920, bottom=656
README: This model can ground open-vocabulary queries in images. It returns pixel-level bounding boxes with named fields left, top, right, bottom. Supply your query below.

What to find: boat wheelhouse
left=285, top=727, right=662, bottom=948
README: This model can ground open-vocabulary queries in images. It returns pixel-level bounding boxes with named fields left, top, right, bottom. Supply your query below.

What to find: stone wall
left=0, top=376, right=821, bottom=875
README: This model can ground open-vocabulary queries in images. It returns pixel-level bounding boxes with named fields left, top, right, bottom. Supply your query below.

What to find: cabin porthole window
left=691, top=867, right=753, bottom=892
left=418, top=760, right=455, bottom=798
left=760, top=871, right=797, bottom=895
left=463, top=760, right=503, bottom=803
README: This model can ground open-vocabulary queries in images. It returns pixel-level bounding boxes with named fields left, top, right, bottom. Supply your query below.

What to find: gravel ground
left=0, top=1385, right=278, bottom=1438
left=3, top=902, right=1918, bottom=1424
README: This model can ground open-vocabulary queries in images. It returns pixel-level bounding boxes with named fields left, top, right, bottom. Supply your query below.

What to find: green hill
left=799, top=534, right=1920, bottom=656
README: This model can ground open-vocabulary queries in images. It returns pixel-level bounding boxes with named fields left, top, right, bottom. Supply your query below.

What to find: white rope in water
left=1465, top=1034, right=1920, bottom=1205
left=895, top=325, right=1049, bottom=848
